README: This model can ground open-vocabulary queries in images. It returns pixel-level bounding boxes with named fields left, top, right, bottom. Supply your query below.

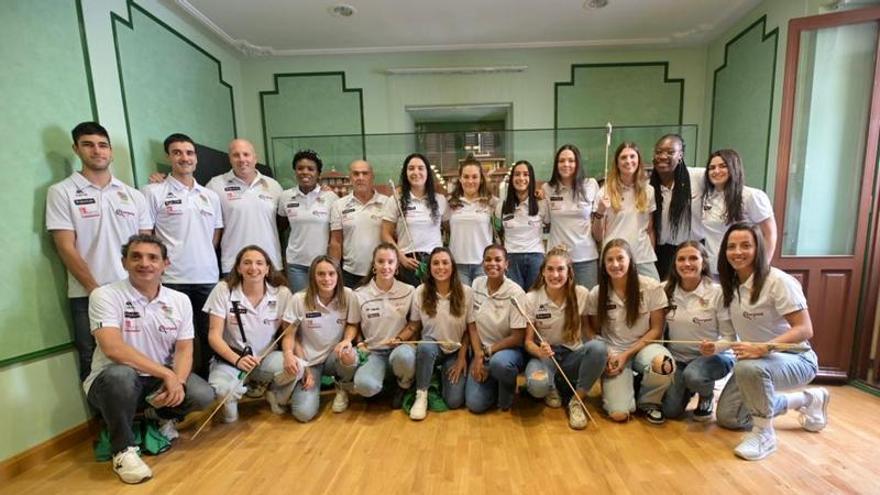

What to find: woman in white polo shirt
left=697, top=149, right=776, bottom=276
left=447, top=156, right=497, bottom=286
left=524, top=245, right=607, bottom=430
left=278, top=149, right=339, bottom=292
left=465, top=244, right=527, bottom=413
left=349, top=243, right=417, bottom=404
left=660, top=241, right=735, bottom=421
left=263, top=256, right=358, bottom=422
left=396, top=247, right=473, bottom=421
left=498, top=160, right=548, bottom=290
left=381, top=153, right=448, bottom=286
left=543, top=145, right=601, bottom=289
left=593, top=142, right=659, bottom=280
left=204, top=245, right=293, bottom=423
left=588, top=238, right=672, bottom=424
left=713, top=223, right=828, bottom=461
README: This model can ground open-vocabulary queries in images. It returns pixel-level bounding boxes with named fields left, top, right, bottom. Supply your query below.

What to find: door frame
left=773, top=6, right=880, bottom=380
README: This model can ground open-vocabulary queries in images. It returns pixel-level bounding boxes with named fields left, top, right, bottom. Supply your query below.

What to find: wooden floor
left=4, top=385, right=879, bottom=494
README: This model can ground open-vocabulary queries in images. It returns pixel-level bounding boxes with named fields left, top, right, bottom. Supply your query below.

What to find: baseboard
left=0, top=418, right=99, bottom=482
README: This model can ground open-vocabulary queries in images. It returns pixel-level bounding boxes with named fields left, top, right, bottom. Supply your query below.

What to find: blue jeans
left=572, top=260, right=598, bottom=289
left=636, top=262, right=660, bottom=281
left=286, top=263, right=310, bottom=293
left=164, top=283, right=216, bottom=379
left=86, top=364, right=213, bottom=454
left=70, top=297, right=93, bottom=381
left=507, top=252, right=544, bottom=290
left=661, top=354, right=735, bottom=419
left=456, top=263, right=484, bottom=286
left=526, top=340, right=607, bottom=402
left=716, top=350, right=818, bottom=430
left=415, top=341, right=466, bottom=409
left=342, top=269, right=364, bottom=289
left=602, top=343, right=674, bottom=415
left=465, top=348, right=525, bottom=412
left=353, top=346, right=416, bottom=397
left=274, top=351, right=357, bottom=423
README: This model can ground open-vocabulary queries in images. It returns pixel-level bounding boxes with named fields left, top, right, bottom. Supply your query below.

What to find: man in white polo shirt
left=46, top=121, right=151, bottom=380
left=329, top=159, right=388, bottom=288
left=84, top=234, right=213, bottom=484
left=143, top=133, right=223, bottom=378
left=206, top=139, right=283, bottom=276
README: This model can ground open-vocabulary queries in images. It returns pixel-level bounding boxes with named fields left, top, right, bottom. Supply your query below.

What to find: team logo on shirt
left=535, top=305, right=551, bottom=320
left=160, top=304, right=175, bottom=319
left=692, top=316, right=713, bottom=325
left=225, top=186, right=241, bottom=192
left=288, top=202, right=300, bottom=208
left=164, top=199, right=182, bottom=206
left=405, top=205, right=416, bottom=211
left=742, top=311, right=764, bottom=320
left=550, top=196, right=563, bottom=202
left=267, top=300, right=277, bottom=309
left=158, top=323, right=178, bottom=334
left=259, top=194, right=274, bottom=201
left=342, top=208, right=356, bottom=215
left=116, top=191, right=130, bottom=203
left=305, top=311, right=321, bottom=318
left=114, top=208, right=136, bottom=218
left=74, top=198, right=96, bottom=206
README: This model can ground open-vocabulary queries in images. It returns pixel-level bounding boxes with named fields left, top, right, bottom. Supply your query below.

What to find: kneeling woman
left=350, top=243, right=417, bottom=401
left=524, top=245, right=607, bottom=430
left=714, top=223, right=828, bottom=461
left=465, top=244, right=527, bottom=413
left=264, top=256, right=359, bottom=422
left=205, top=245, right=293, bottom=423
left=396, top=247, right=473, bottom=421
left=660, top=241, right=736, bottom=421
left=589, top=239, right=673, bottom=424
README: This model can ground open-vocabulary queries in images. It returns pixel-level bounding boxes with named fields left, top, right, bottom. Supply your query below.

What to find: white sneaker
left=544, top=389, right=562, bottom=408
left=332, top=387, right=349, bottom=413
left=734, top=427, right=777, bottom=461
left=222, top=400, right=239, bottom=423
left=157, top=419, right=179, bottom=441
left=112, top=446, right=152, bottom=484
left=568, top=399, right=587, bottom=430
left=265, top=390, right=285, bottom=415
left=410, top=389, right=428, bottom=421
left=798, top=387, right=830, bottom=432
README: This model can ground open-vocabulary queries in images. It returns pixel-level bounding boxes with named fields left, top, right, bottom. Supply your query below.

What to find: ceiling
left=169, top=0, right=762, bottom=56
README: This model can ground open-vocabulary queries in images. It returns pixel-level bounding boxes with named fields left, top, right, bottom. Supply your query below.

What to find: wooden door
left=773, top=7, right=880, bottom=381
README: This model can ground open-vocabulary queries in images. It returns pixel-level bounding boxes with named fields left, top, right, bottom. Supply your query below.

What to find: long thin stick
left=358, top=340, right=462, bottom=352
left=510, top=297, right=599, bottom=428
left=649, top=339, right=810, bottom=352
left=600, top=122, right=613, bottom=241
left=388, top=179, right=416, bottom=254
left=191, top=326, right=291, bottom=440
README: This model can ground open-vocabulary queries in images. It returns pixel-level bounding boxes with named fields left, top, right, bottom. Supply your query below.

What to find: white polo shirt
left=598, top=183, right=658, bottom=264
left=330, top=191, right=388, bottom=276
left=278, top=187, right=338, bottom=267
left=542, top=180, right=600, bottom=262
left=46, top=172, right=151, bottom=298
left=142, top=176, right=223, bottom=284
left=496, top=199, right=548, bottom=254
left=447, top=196, right=496, bottom=265
left=696, top=186, right=773, bottom=275
left=729, top=267, right=810, bottom=347
left=657, top=167, right=705, bottom=246
left=587, top=275, right=667, bottom=354
left=350, top=279, right=415, bottom=351
left=664, top=278, right=733, bottom=362
left=471, top=276, right=527, bottom=347
left=284, top=288, right=357, bottom=366
left=206, top=170, right=283, bottom=273
left=525, top=285, right=590, bottom=350
left=203, top=281, right=292, bottom=355
left=411, top=284, right=475, bottom=353
left=382, top=193, right=448, bottom=255
left=83, top=279, right=193, bottom=394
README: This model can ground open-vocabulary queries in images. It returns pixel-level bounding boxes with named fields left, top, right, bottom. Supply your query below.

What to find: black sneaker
left=391, top=384, right=407, bottom=410
left=643, top=406, right=665, bottom=425
left=693, top=395, right=713, bottom=422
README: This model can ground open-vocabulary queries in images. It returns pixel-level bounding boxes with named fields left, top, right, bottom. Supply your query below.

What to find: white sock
left=783, top=390, right=809, bottom=411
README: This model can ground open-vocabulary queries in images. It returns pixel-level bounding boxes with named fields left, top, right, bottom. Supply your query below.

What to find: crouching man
left=82, top=234, right=213, bottom=484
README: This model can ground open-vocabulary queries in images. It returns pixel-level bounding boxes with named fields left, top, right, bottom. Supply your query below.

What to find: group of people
left=46, top=122, right=828, bottom=485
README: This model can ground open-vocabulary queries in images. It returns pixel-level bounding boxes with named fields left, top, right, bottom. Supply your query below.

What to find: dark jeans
left=70, top=297, right=93, bottom=381
left=342, top=269, right=365, bottom=289
left=507, top=252, right=544, bottom=291
left=397, top=252, right=429, bottom=287
left=655, top=243, right=678, bottom=281
left=86, top=364, right=213, bottom=454
left=164, top=283, right=216, bottom=379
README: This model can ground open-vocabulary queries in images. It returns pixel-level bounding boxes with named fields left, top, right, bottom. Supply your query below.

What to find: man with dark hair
left=84, top=234, right=213, bottom=484
left=47, top=121, right=151, bottom=380
left=143, top=133, right=223, bottom=378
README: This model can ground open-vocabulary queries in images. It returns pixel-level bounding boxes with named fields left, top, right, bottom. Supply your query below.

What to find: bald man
left=206, top=139, right=283, bottom=275
left=329, top=160, right=388, bottom=288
